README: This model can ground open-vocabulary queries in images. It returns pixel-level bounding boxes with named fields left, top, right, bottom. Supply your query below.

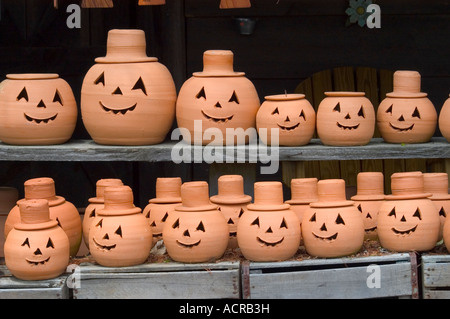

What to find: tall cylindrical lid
left=176, top=181, right=217, bottom=211
left=351, top=172, right=385, bottom=201
left=150, top=177, right=182, bottom=204
left=310, top=179, right=354, bottom=208
left=210, top=175, right=252, bottom=204
left=247, top=181, right=290, bottom=211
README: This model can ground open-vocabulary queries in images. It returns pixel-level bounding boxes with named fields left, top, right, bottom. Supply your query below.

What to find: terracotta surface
left=176, top=50, right=260, bottom=145
left=256, top=94, right=316, bottom=146
left=438, top=94, right=450, bottom=142
left=5, top=177, right=82, bottom=257
left=220, top=0, right=251, bottom=8
left=162, top=181, right=229, bottom=263
left=423, top=172, right=450, bottom=241
left=377, top=71, right=437, bottom=144
left=81, top=29, right=176, bottom=145
left=4, top=199, right=70, bottom=280
left=302, top=179, right=365, bottom=258
left=237, top=181, right=301, bottom=261
left=0, top=73, right=77, bottom=145
left=285, top=178, right=318, bottom=224
left=316, top=91, right=375, bottom=146
left=377, top=172, right=440, bottom=252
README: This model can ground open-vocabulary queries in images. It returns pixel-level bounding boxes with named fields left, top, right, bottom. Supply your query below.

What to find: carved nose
left=112, top=87, right=123, bottom=95
left=345, top=113, right=351, bottom=119
left=320, top=223, right=327, bottom=231
left=400, top=215, right=407, bottom=222
left=214, top=102, right=222, bottom=108
left=398, top=115, right=405, bottom=122
left=34, top=248, right=42, bottom=256
left=266, top=227, right=273, bottom=233
left=183, top=229, right=190, bottom=237
left=103, top=233, right=109, bottom=240
left=285, top=116, right=290, bottom=122
left=37, top=100, right=46, bottom=108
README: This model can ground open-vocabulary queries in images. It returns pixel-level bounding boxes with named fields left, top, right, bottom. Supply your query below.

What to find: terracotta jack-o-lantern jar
left=5, top=177, right=82, bottom=257
left=256, top=94, right=315, bottom=146
left=316, top=91, right=375, bottom=146
left=4, top=199, right=70, bottom=281
left=438, top=94, right=450, bottom=142
left=176, top=50, right=260, bottom=145
left=377, top=71, right=437, bottom=144
left=210, top=175, right=252, bottom=249
left=82, top=178, right=124, bottom=249
left=81, top=29, right=177, bottom=145
left=351, top=172, right=385, bottom=241
left=143, top=177, right=182, bottom=246
left=89, top=186, right=152, bottom=267
left=285, top=178, right=318, bottom=225
left=423, top=173, right=450, bottom=241
left=302, top=179, right=365, bottom=258
left=237, top=182, right=301, bottom=261
left=0, top=74, right=77, bottom=145
left=377, top=172, right=440, bottom=252
left=162, top=181, right=229, bottom=263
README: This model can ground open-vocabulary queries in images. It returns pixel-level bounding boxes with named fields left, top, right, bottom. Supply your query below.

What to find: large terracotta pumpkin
left=81, top=29, right=176, bottom=145
left=438, top=94, right=450, bottom=142
left=176, top=50, right=260, bottom=145
left=377, top=71, right=437, bottom=144
left=377, top=172, right=440, bottom=252
left=0, top=74, right=77, bottom=145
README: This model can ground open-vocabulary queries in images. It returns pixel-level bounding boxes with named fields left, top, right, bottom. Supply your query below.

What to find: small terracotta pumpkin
left=256, top=94, right=316, bottom=146
left=89, top=186, right=153, bottom=267
left=4, top=199, right=70, bottom=280
left=377, top=172, right=440, bottom=252
left=81, top=29, right=177, bottom=145
left=316, top=91, right=375, bottom=146
left=82, top=178, right=124, bottom=249
left=142, top=177, right=182, bottom=246
left=377, top=71, right=437, bottom=144
left=162, top=181, right=229, bottom=263
left=0, top=74, right=77, bottom=145
left=302, top=179, right=365, bottom=258
left=423, top=173, right=450, bottom=241
left=438, top=94, right=450, bottom=142
left=237, top=181, right=301, bottom=261
left=351, top=172, right=385, bottom=241
left=5, top=177, right=82, bottom=257
left=210, top=175, right=252, bottom=249
left=176, top=50, right=260, bottom=145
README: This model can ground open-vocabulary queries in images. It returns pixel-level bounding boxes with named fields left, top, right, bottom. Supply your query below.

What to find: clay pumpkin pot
left=302, top=179, right=365, bottom=258
left=377, top=172, right=440, bottom=252
left=142, top=177, right=182, bottom=246
left=256, top=94, right=316, bottom=146
left=210, top=175, right=252, bottom=249
left=377, top=71, right=437, bottom=144
left=176, top=50, right=260, bottom=145
left=351, top=172, right=385, bottom=241
left=82, top=178, right=124, bottom=249
left=316, top=91, right=375, bottom=146
left=162, top=181, right=229, bottom=263
left=81, top=29, right=177, bottom=145
left=4, top=199, right=70, bottom=280
left=89, top=186, right=152, bottom=267
left=438, top=94, right=450, bottom=142
left=285, top=178, right=318, bottom=224
left=5, top=177, right=82, bottom=257
left=0, top=74, right=77, bottom=145
left=423, top=173, right=450, bottom=241
left=237, top=182, right=301, bottom=262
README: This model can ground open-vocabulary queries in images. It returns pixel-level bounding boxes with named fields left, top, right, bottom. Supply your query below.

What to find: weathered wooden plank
left=423, top=290, right=450, bottom=299
left=422, top=255, right=450, bottom=288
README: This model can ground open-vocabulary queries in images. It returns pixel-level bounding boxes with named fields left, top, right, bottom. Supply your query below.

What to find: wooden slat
left=422, top=255, right=450, bottom=288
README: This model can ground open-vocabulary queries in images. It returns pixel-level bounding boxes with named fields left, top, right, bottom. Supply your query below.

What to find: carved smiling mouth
left=100, top=101, right=137, bottom=115
left=312, top=232, right=338, bottom=241
left=337, top=122, right=360, bottom=130
left=201, top=110, right=234, bottom=123
left=176, top=239, right=201, bottom=248
left=277, top=123, right=300, bottom=131
left=389, top=123, right=415, bottom=132
left=24, top=113, right=58, bottom=124
left=392, top=225, right=417, bottom=235
left=93, top=237, right=116, bottom=251
left=26, top=257, right=50, bottom=265
left=229, top=231, right=237, bottom=238
left=152, top=232, right=162, bottom=238
left=257, top=236, right=284, bottom=247
left=365, top=226, right=377, bottom=232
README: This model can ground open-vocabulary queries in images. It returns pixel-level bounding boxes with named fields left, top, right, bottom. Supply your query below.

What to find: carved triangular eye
left=132, top=77, right=147, bottom=95
left=357, top=106, right=365, bottom=118
left=385, top=104, right=393, bottom=114
left=238, top=208, right=245, bottom=218
left=17, top=87, right=29, bottom=101
left=299, top=110, right=306, bottom=120
left=357, top=204, right=362, bottom=212
left=413, top=208, right=422, bottom=220
left=309, top=213, right=316, bottom=222
left=94, top=72, right=105, bottom=86
left=333, top=103, right=341, bottom=112
left=46, top=238, right=55, bottom=249
left=335, top=214, right=345, bottom=225
left=251, top=217, right=260, bottom=227
left=172, top=218, right=180, bottom=229
left=439, top=207, right=447, bottom=217
left=96, top=219, right=103, bottom=228
left=196, top=87, right=206, bottom=99
left=53, top=90, right=63, bottom=105
left=22, top=238, right=30, bottom=248
left=271, top=107, right=279, bottom=115
left=412, top=107, right=421, bottom=119
left=280, top=218, right=288, bottom=229
left=228, top=90, right=239, bottom=104
left=161, top=212, right=169, bottom=222
left=388, top=207, right=396, bottom=217
left=196, top=221, right=205, bottom=232
left=115, top=226, right=123, bottom=237
left=89, top=208, right=96, bottom=218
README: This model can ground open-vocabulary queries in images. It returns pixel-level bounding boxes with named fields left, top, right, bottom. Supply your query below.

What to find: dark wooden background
left=0, top=0, right=449, bottom=208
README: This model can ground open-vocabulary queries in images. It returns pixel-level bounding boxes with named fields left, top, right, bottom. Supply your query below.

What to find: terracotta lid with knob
left=175, top=181, right=218, bottom=212
left=285, top=178, right=318, bottom=205
left=97, top=186, right=141, bottom=216
left=385, top=171, right=431, bottom=200
left=423, top=173, right=450, bottom=200
left=21, top=177, right=65, bottom=206
left=247, top=181, right=290, bottom=211
left=386, top=70, right=427, bottom=98
left=210, top=175, right=252, bottom=205
left=149, top=177, right=182, bottom=204
left=193, top=50, right=245, bottom=77
left=351, top=172, right=385, bottom=201
left=14, top=199, right=58, bottom=231
left=310, top=179, right=354, bottom=208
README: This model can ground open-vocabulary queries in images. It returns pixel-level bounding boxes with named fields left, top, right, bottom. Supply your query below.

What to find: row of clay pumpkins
left=1, top=29, right=449, bottom=147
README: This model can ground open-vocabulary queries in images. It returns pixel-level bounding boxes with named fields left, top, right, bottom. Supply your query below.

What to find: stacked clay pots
left=237, top=181, right=301, bottom=261
left=351, top=172, right=385, bottom=240
left=302, top=179, right=365, bottom=257
left=163, top=181, right=229, bottom=263
left=377, top=172, right=440, bottom=252
left=81, top=29, right=177, bottom=145
left=423, top=173, right=450, bottom=241
left=256, top=93, right=316, bottom=146
left=5, top=177, right=82, bottom=257
left=210, top=175, right=252, bottom=249
left=143, top=177, right=182, bottom=246
left=438, top=94, right=450, bottom=142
